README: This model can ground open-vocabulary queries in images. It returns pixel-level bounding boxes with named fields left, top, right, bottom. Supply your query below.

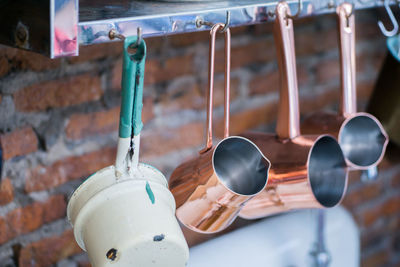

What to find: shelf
left=0, top=0, right=389, bottom=58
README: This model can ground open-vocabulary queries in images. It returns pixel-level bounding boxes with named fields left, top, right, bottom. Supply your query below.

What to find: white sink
left=188, top=206, right=359, bottom=267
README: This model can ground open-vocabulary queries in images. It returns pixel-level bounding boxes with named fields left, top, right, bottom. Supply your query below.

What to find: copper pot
left=169, top=23, right=270, bottom=233
left=367, top=36, right=400, bottom=146
left=239, top=2, right=349, bottom=220
left=301, top=3, right=388, bottom=170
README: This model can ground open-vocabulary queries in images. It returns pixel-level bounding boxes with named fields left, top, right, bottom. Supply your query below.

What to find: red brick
left=0, top=46, right=61, bottom=72
left=141, top=122, right=204, bottom=158
left=215, top=39, right=275, bottom=72
left=315, top=53, right=369, bottom=85
left=13, top=50, right=61, bottom=72
left=0, top=217, right=9, bottom=244
left=112, top=54, right=195, bottom=88
left=8, top=204, right=44, bottom=237
left=42, top=195, right=66, bottom=223
left=391, top=171, right=400, bottom=188
left=148, top=55, right=195, bottom=85
left=363, top=196, right=400, bottom=227
left=18, top=230, right=82, bottom=267
left=249, top=71, right=279, bottom=96
left=342, top=182, right=382, bottom=210
left=223, top=101, right=278, bottom=136
left=0, top=127, right=38, bottom=160
left=361, top=224, right=386, bottom=250
left=111, top=58, right=123, bottom=90
left=300, top=89, right=339, bottom=115
left=142, top=99, right=279, bottom=158
left=381, top=196, right=400, bottom=216
left=356, top=21, right=383, bottom=42
left=295, top=28, right=338, bottom=57
left=347, top=170, right=362, bottom=187
left=66, top=100, right=153, bottom=140
left=357, top=80, right=375, bottom=101
left=14, top=74, right=103, bottom=112
left=159, top=79, right=203, bottom=113
left=0, top=195, right=66, bottom=245
left=0, top=56, right=9, bottom=77
left=68, top=42, right=123, bottom=64
left=78, top=261, right=92, bottom=267
left=0, top=178, right=14, bottom=205
left=25, top=147, right=116, bottom=192
left=66, top=107, right=120, bottom=140
left=159, top=77, right=239, bottom=114
left=362, top=250, right=389, bottom=267
left=315, top=59, right=340, bottom=84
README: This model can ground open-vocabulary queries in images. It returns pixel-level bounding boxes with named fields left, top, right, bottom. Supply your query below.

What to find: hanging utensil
left=301, top=2, right=388, bottom=171
left=367, top=35, right=400, bottom=146
left=168, top=23, right=270, bottom=234
left=239, top=2, right=348, bottom=220
left=67, top=36, right=189, bottom=267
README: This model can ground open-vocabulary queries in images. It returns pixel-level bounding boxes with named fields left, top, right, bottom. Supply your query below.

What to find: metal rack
left=0, top=0, right=391, bottom=58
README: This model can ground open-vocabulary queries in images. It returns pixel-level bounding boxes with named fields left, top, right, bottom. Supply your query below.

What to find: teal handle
left=119, top=36, right=147, bottom=138
left=387, top=36, right=400, bottom=63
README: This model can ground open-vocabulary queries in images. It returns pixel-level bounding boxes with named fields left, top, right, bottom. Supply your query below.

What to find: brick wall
left=0, top=8, right=398, bottom=267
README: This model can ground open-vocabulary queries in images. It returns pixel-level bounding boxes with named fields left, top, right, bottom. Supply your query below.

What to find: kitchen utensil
left=67, top=37, right=189, bottom=267
left=239, top=2, right=348, bottom=220
left=169, top=23, right=270, bottom=234
left=301, top=2, right=388, bottom=170
left=367, top=35, right=400, bottom=146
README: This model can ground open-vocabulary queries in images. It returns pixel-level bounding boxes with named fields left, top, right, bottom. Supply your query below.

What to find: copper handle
left=337, top=3, right=357, bottom=116
left=274, top=2, right=301, bottom=140
left=203, top=23, right=231, bottom=152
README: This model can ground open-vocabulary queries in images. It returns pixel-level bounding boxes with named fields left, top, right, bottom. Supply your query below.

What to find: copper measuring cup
left=301, top=3, right=388, bottom=170
left=169, top=23, right=270, bottom=233
left=239, top=2, right=349, bottom=220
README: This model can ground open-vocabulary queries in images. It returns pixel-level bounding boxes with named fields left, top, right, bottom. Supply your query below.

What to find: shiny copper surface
left=239, top=133, right=347, bottom=219
left=274, top=0, right=300, bottom=140
left=239, top=2, right=348, bottom=220
left=301, top=3, right=388, bottom=170
left=169, top=23, right=270, bottom=233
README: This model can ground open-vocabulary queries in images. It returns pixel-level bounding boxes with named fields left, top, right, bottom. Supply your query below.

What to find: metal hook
left=108, top=27, right=143, bottom=48
left=343, top=2, right=355, bottom=28
left=196, top=11, right=231, bottom=32
left=133, top=27, right=143, bottom=47
left=286, top=0, right=303, bottom=19
left=378, top=0, right=399, bottom=37
left=220, top=11, right=231, bottom=32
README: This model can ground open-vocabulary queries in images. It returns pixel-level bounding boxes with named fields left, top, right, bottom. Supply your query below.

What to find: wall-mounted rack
left=0, top=0, right=392, bottom=58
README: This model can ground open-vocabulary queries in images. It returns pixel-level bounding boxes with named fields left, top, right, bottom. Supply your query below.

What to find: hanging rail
left=0, top=0, right=395, bottom=58
left=79, top=0, right=392, bottom=48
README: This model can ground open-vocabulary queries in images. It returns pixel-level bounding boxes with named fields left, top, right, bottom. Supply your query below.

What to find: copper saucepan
left=301, top=3, right=388, bottom=170
left=239, top=2, right=349, bottom=220
left=169, top=23, right=270, bottom=233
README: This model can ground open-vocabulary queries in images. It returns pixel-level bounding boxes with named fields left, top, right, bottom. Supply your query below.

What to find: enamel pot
left=67, top=37, right=189, bottom=267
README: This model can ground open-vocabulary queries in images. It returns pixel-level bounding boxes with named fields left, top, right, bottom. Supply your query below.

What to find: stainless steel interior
left=309, top=136, right=347, bottom=207
left=213, top=137, right=269, bottom=196
left=339, top=115, right=387, bottom=167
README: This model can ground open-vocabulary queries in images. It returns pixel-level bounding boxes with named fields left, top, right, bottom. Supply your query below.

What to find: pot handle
left=115, top=37, right=147, bottom=175
left=274, top=2, right=301, bottom=140
left=337, top=3, right=357, bottom=116
left=201, top=23, right=231, bottom=153
left=119, top=36, right=147, bottom=138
